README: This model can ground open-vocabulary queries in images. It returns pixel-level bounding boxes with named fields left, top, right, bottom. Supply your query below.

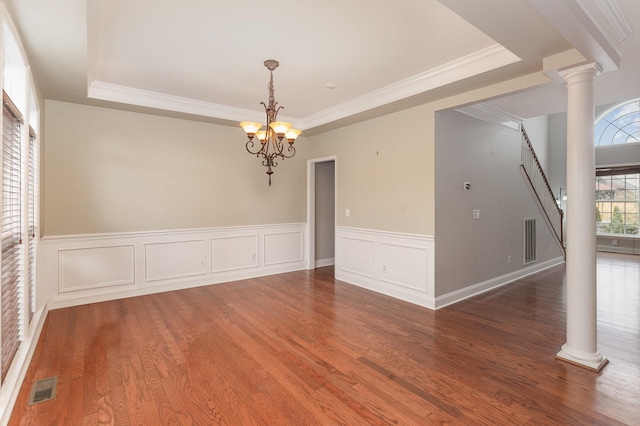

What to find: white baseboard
left=315, top=257, right=335, bottom=267
left=334, top=226, right=565, bottom=311
left=0, top=306, right=48, bottom=426
left=435, top=256, right=565, bottom=309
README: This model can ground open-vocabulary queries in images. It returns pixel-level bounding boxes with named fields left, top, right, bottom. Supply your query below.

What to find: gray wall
left=547, top=112, right=567, bottom=200
left=315, top=161, right=335, bottom=263
left=434, top=110, right=561, bottom=297
left=523, top=115, right=549, bottom=172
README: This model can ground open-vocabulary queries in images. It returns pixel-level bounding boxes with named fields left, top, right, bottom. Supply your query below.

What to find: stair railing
left=520, top=125, right=565, bottom=252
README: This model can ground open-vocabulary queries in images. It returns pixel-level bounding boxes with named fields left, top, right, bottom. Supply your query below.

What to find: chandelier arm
left=245, top=139, right=265, bottom=155
left=279, top=144, right=296, bottom=159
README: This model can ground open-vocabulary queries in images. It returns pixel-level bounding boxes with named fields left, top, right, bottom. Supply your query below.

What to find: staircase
left=520, top=125, right=565, bottom=254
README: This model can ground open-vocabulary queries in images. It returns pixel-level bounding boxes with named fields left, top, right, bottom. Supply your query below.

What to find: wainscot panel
left=380, top=241, right=430, bottom=292
left=58, top=245, right=135, bottom=293
left=40, top=223, right=307, bottom=309
left=264, top=231, right=304, bottom=266
left=336, top=227, right=435, bottom=309
left=339, top=236, right=376, bottom=278
left=145, top=240, right=207, bottom=282
left=211, top=234, right=259, bottom=273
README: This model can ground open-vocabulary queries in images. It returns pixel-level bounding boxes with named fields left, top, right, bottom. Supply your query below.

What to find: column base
left=556, top=344, right=609, bottom=372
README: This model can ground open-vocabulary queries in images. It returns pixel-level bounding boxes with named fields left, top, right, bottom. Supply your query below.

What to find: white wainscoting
left=41, top=223, right=306, bottom=309
left=335, top=227, right=436, bottom=309
left=58, top=245, right=135, bottom=293
left=145, top=240, right=207, bottom=282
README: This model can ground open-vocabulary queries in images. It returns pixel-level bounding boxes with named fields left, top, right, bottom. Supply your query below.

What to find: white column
left=556, top=63, right=608, bottom=371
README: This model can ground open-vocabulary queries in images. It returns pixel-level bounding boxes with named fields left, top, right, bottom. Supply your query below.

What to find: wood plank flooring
left=8, top=252, right=640, bottom=425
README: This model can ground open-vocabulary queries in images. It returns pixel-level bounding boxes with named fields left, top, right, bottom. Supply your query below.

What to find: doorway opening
left=307, top=157, right=336, bottom=270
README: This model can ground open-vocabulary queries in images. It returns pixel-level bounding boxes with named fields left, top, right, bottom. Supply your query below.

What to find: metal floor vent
left=28, top=376, right=58, bottom=405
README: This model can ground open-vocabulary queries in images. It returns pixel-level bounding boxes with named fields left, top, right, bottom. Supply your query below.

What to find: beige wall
left=309, top=106, right=434, bottom=234
left=43, top=71, right=550, bottom=238
left=307, top=72, right=551, bottom=236
left=43, top=100, right=308, bottom=235
left=308, top=104, right=436, bottom=235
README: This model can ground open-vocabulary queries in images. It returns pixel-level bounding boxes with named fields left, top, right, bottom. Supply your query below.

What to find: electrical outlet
left=345, top=208, right=350, bottom=217
left=383, top=264, right=388, bottom=273
left=252, top=253, right=256, bottom=261
left=473, top=210, right=480, bottom=220
left=507, top=255, right=511, bottom=264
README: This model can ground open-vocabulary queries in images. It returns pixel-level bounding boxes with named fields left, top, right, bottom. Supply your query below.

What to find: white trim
left=0, top=305, right=48, bottom=425
left=596, top=245, right=636, bottom=254
left=306, top=156, right=337, bottom=271
left=40, top=222, right=302, bottom=242
left=301, top=45, right=520, bottom=130
left=86, top=45, right=519, bottom=131
left=335, top=227, right=565, bottom=311
left=1, top=6, right=29, bottom=71
left=595, top=141, right=640, bottom=152
left=40, top=223, right=307, bottom=310
left=335, top=227, right=436, bottom=309
left=556, top=346, right=609, bottom=372
left=584, top=0, right=632, bottom=43
left=315, top=258, right=335, bottom=267
left=435, top=257, right=565, bottom=309
left=455, top=103, right=523, bottom=130
left=87, top=80, right=301, bottom=129
left=529, top=0, right=621, bottom=72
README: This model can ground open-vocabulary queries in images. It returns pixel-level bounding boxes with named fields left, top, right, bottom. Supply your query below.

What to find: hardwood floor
left=8, top=252, right=640, bottom=425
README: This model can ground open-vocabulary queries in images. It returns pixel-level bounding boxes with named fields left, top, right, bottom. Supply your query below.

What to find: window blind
left=28, top=127, right=36, bottom=323
left=1, top=93, right=23, bottom=381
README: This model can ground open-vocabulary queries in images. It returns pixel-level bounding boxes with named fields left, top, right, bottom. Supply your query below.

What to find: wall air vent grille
left=523, top=218, right=536, bottom=265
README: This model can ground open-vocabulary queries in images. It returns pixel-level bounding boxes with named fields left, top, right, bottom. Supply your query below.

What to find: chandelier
left=240, top=60, right=301, bottom=185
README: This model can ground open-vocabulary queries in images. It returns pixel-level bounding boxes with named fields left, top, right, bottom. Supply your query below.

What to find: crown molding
left=87, top=44, right=519, bottom=131
left=300, top=44, right=520, bottom=130
left=528, top=0, right=628, bottom=72
left=455, top=103, right=523, bottom=130
left=586, top=0, right=633, bottom=43
left=87, top=80, right=301, bottom=127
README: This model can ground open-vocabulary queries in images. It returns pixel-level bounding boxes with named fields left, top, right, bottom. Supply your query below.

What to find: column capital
left=558, top=62, right=602, bottom=83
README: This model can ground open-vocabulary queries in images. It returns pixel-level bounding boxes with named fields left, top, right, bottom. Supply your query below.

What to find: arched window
left=594, top=98, right=640, bottom=146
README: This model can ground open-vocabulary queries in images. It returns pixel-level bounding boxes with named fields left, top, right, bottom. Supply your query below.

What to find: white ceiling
left=4, top=0, right=639, bottom=133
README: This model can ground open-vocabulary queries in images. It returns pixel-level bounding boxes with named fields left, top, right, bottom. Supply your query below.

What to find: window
left=0, top=13, right=39, bottom=383
left=596, top=173, right=639, bottom=236
left=594, top=99, right=640, bottom=146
